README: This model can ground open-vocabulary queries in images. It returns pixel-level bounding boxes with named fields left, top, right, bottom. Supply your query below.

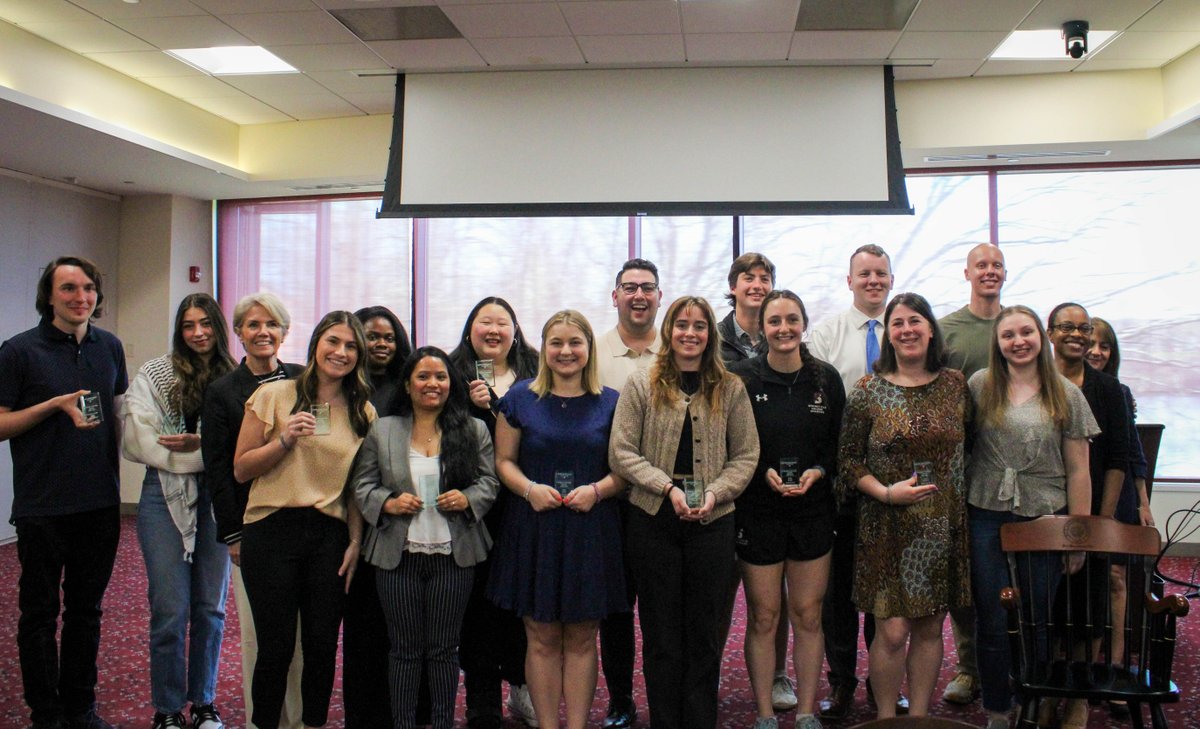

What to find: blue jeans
left=137, top=468, right=230, bottom=714
left=969, top=507, right=1060, bottom=714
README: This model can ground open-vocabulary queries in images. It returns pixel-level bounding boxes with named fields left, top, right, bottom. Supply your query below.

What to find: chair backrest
left=998, top=515, right=1187, bottom=703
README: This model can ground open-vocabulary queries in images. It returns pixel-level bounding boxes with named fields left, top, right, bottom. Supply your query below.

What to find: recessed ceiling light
left=165, top=46, right=298, bottom=75
left=991, top=29, right=1117, bottom=60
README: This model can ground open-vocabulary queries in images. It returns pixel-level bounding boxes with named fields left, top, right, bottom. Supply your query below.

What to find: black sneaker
left=191, top=704, right=225, bottom=729
left=150, top=711, right=185, bottom=729
left=66, top=711, right=114, bottom=729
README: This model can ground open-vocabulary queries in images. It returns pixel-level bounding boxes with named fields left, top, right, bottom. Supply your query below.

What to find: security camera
left=1063, top=20, right=1089, bottom=59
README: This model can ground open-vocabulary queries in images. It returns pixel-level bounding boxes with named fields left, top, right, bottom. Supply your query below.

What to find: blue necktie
left=866, top=319, right=880, bottom=374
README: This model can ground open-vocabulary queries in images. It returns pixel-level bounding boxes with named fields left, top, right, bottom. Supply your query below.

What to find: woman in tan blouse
left=609, top=295, right=758, bottom=729
left=233, top=310, right=376, bottom=729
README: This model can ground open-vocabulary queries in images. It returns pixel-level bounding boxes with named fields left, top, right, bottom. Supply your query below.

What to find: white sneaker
left=772, top=674, right=798, bottom=712
left=941, top=672, right=980, bottom=705
left=507, top=684, right=539, bottom=728
left=190, top=705, right=224, bottom=729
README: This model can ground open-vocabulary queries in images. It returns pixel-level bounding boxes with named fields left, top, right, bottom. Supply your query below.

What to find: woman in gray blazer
left=351, top=346, right=499, bottom=729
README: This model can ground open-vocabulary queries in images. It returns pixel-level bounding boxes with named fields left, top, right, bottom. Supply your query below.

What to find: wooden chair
left=849, top=718, right=977, bottom=729
left=999, top=515, right=1190, bottom=729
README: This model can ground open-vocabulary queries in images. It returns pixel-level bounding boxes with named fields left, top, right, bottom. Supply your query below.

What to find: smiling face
left=313, top=323, right=359, bottom=382
left=1048, top=306, right=1091, bottom=364
left=671, top=305, right=710, bottom=370
left=848, top=252, right=894, bottom=315
left=180, top=306, right=216, bottom=357
left=406, top=355, right=450, bottom=413
left=996, top=311, right=1041, bottom=368
left=235, top=303, right=286, bottom=361
left=887, top=303, right=932, bottom=364
left=469, top=303, right=515, bottom=363
left=364, top=316, right=398, bottom=372
left=543, top=322, right=589, bottom=382
left=48, top=265, right=98, bottom=333
left=729, top=265, right=773, bottom=313
left=613, top=267, right=662, bottom=334
left=763, top=296, right=806, bottom=358
left=965, top=243, right=1006, bottom=300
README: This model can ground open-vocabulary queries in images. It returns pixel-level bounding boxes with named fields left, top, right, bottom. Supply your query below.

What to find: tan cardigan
left=608, top=368, right=759, bottom=523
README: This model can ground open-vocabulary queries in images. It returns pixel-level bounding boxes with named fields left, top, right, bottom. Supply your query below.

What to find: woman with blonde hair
left=609, top=296, right=758, bottom=729
left=487, top=310, right=627, bottom=729
left=967, top=304, right=1095, bottom=729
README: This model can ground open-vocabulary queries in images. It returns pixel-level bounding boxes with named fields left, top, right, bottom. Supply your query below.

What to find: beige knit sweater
left=608, top=368, right=759, bottom=524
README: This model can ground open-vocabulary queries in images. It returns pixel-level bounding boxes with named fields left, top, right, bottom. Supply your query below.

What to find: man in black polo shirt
left=0, top=256, right=128, bottom=729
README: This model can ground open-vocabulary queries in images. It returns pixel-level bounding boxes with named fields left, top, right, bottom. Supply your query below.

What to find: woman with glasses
left=609, top=296, right=758, bottom=729
left=448, top=297, right=541, bottom=729
left=838, top=292, right=970, bottom=720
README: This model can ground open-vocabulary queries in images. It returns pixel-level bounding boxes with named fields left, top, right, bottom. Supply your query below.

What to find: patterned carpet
left=0, top=516, right=1195, bottom=729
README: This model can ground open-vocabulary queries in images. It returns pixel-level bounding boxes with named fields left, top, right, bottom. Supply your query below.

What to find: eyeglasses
left=1050, top=322, right=1094, bottom=335
left=618, top=282, right=658, bottom=295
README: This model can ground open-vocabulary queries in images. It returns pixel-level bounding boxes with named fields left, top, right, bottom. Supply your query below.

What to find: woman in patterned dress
left=837, top=292, right=971, bottom=719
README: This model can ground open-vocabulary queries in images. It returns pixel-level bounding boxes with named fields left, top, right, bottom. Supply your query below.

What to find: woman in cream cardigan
left=609, top=295, right=759, bottom=729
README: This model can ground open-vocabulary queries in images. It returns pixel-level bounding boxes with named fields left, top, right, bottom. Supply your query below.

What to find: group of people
left=0, top=247, right=1150, bottom=729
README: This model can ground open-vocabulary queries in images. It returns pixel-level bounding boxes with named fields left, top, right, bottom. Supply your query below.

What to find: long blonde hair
left=529, top=310, right=603, bottom=398
left=650, top=296, right=732, bottom=413
left=978, top=305, right=1071, bottom=429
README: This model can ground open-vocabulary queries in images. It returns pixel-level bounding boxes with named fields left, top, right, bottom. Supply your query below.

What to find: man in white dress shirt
left=807, top=244, right=903, bottom=719
left=594, top=258, right=662, bottom=729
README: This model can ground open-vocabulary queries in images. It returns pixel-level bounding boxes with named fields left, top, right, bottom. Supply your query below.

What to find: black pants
left=344, top=559, right=393, bottom=729
left=627, top=506, right=735, bottom=729
left=598, top=499, right=637, bottom=710
left=242, top=508, right=348, bottom=729
left=460, top=553, right=527, bottom=724
left=15, top=506, right=120, bottom=725
left=821, top=509, right=875, bottom=690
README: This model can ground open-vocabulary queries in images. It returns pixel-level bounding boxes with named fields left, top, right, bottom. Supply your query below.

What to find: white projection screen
left=381, top=66, right=909, bottom=217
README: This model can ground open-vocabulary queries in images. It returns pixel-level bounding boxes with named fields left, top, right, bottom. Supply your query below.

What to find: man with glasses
left=718, top=252, right=775, bottom=364
left=594, top=258, right=663, bottom=728
left=936, top=242, right=1007, bottom=706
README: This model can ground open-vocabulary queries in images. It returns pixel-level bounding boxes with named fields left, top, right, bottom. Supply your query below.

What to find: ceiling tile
left=974, top=58, right=1084, bottom=76
left=181, top=94, right=292, bottom=124
left=436, top=0, right=553, bottom=5
left=262, top=92, right=365, bottom=120
left=788, top=30, right=899, bottom=60
left=890, top=30, right=1008, bottom=59
left=1091, top=31, right=1200, bottom=61
left=138, top=74, right=248, bottom=98
left=191, top=0, right=315, bottom=11
left=65, top=0, right=208, bottom=19
left=472, top=36, right=584, bottom=65
left=218, top=72, right=328, bottom=95
left=340, top=91, right=396, bottom=115
left=219, top=11, right=359, bottom=45
left=1131, top=0, right=1200, bottom=32
left=559, top=1, right=680, bottom=36
left=83, top=50, right=205, bottom=77
left=18, top=20, right=157, bottom=53
left=1018, top=0, right=1157, bottom=31
left=0, top=0, right=104, bottom=24
left=891, top=59, right=984, bottom=80
left=904, top=0, right=1038, bottom=32
left=1074, top=57, right=1167, bottom=72
left=685, top=32, right=791, bottom=62
left=367, top=38, right=486, bottom=69
left=268, top=43, right=388, bottom=72
left=440, top=3, right=569, bottom=38
left=681, top=0, right=801, bottom=34
left=112, top=15, right=252, bottom=48
left=577, top=34, right=684, bottom=64
left=308, top=70, right=397, bottom=94
left=315, top=0, right=438, bottom=7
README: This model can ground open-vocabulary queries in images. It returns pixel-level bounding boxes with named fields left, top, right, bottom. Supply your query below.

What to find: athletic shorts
left=734, top=508, right=834, bottom=566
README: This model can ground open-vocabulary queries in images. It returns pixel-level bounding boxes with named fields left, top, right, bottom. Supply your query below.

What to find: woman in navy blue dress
left=487, top=309, right=627, bottom=729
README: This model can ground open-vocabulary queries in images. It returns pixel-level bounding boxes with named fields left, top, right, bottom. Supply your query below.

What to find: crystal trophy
left=475, top=360, right=496, bottom=387
left=779, top=457, right=800, bottom=489
left=311, top=403, right=331, bottom=435
left=914, top=460, right=934, bottom=486
left=553, top=471, right=575, bottom=497
left=682, top=477, right=704, bottom=508
left=418, top=473, right=439, bottom=510
left=79, top=392, right=103, bottom=424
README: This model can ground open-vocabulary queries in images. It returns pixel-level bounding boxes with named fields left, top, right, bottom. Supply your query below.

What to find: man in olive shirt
left=938, top=242, right=1006, bottom=705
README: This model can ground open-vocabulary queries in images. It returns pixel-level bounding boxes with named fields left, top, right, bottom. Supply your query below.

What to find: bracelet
left=661, top=481, right=673, bottom=497
left=591, top=483, right=600, bottom=502
left=349, top=538, right=360, bottom=545
left=886, top=484, right=893, bottom=505
left=279, top=433, right=293, bottom=451
left=524, top=482, right=535, bottom=500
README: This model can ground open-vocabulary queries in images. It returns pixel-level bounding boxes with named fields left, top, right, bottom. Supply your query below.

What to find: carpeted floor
left=0, top=516, right=1195, bottom=729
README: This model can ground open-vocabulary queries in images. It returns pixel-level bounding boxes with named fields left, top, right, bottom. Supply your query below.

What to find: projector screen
left=381, top=65, right=909, bottom=217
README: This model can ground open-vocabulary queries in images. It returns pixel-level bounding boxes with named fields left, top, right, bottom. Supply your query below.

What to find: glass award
left=160, top=409, right=185, bottom=436
left=914, top=460, right=934, bottom=486
left=311, top=403, right=331, bottom=435
left=475, top=359, right=496, bottom=387
left=553, top=471, right=575, bottom=497
left=418, top=473, right=439, bottom=510
left=682, top=477, right=704, bottom=508
left=79, top=392, right=103, bottom=424
left=779, top=457, right=800, bottom=488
